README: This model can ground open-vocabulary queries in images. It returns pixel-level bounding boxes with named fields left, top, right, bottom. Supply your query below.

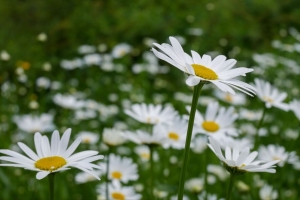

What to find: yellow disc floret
left=111, top=171, right=122, bottom=179
left=191, top=64, right=218, bottom=80
left=168, top=132, right=179, bottom=141
left=111, top=192, right=125, bottom=200
left=35, top=156, right=67, bottom=171
left=202, top=121, right=220, bottom=132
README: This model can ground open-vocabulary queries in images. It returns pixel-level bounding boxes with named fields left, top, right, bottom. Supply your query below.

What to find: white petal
left=62, top=137, right=82, bottom=158
left=185, top=76, right=201, bottom=86
left=36, top=171, right=50, bottom=180
left=58, top=128, right=72, bottom=155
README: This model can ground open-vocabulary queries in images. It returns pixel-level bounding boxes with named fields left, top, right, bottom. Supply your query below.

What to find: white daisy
left=75, top=171, right=102, bottom=184
left=152, top=36, right=256, bottom=96
left=208, top=137, right=280, bottom=174
left=124, top=129, right=165, bottom=146
left=13, top=113, right=55, bottom=133
left=191, top=136, right=207, bottom=154
left=155, top=119, right=189, bottom=149
left=53, top=93, right=85, bottom=110
left=253, top=78, right=289, bottom=111
left=102, top=128, right=126, bottom=147
left=0, top=128, right=104, bottom=180
left=184, top=177, right=204, bottom=193
left=259, top=184, right=278, bottom=200
left=216, top=135, right=253, bottom=150
left=214, top=90, right=246, bottom=105
left=124, top=103, right=179, bottom=125
left=97, top=181, right=141, bottom=200
left=289, top=99, right=300, bottom=120
left=111, top=43, right=132, bottom=58
left=258, top=145, right=289, bottom=167
left=77, top=131, right=100, bottom=144
left=100, top=154, right=138, bottom=184
left=188, top=102, right=239, bottom=138
left=134, top=145, right=150, bottom=162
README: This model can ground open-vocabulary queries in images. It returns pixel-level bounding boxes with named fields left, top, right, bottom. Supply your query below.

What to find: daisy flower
left=102, top=128, right=126, bottom=147
left=208, top=137, right=280, bottom=174
left=124, top=103, right=179, bottom=125
left=258, top=145, right=289, bottom=167
left=75, top=170, right=102, bottom=184
left=259, top=184, right=278, bottom=200
left=289, top=99, right=300, bottom=120
left=188, top=102, right=239, bottom=138
left=253, top=78, right=289, bottom=111
left=191, top=136, right=207, bottom=154
left=134, top=145, right=150, bottom=162
left=100, top=154, right=138, bottom=184
left=152, top=36, right=256, bottom=96
left=184, top=177, right=204, bottom=193
left=76, top=131, right=99, bottom=145
left=155, top=119, right=189, bottom=149
left=13, top=113, right=55, bottom=133
left=111, top=43, right=132, bottom=58
left=124, top=129, right=165, bottom=146
left=52, top=93, right=85, bottom=110
left=214, top=90, right=246, bottom=105
left=97, top=181, right=141, bottom=200
left=0, top=128, right=104, bottom=180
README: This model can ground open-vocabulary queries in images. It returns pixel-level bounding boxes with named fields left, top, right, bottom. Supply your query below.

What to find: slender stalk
left=178, top=82, right=205, bottom=200
left=149, top=145, right=154, bottom=199
left=48, top=173, right=55, bottom=200
left=226, top=174, right=236, bottom=200
left=203, top=148, right=208, bottom=199
left=254, top=106, right=267, bottom=148
left=105, top=147, right=111, bottom=200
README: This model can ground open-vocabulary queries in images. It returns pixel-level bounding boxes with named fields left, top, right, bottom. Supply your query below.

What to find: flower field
left=1, top=1, right=300, bottom=200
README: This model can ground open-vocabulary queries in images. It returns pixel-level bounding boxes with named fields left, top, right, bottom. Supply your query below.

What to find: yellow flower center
left=146, top=117, right=159, bottom=124
left=272, top=156, right=281, bottom=161
left=35, top=156, right=67, bottom=171
left=202, top=121, right=220, bottom=132
left=263, top=96, right=274, bottom=103
left=224, top=94, right=233, bottom=102
left=83, top=138, right=91, bottom=143
left=191, top=64, right=218, bottom=80
left=168, top=132, right=179, bottom=141
left=141, top=153, right=150, bottom=160
left=111, top=192, right=125, bottom=200
left=111, top=171, right=122, bottom=179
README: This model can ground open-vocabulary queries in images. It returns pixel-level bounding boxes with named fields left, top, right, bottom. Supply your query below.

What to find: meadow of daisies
left=1, top=1, right=300, bottom=200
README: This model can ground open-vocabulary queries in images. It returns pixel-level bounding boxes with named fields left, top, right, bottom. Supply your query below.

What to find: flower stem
left=48, top=173, right=55, bottom=200
left=178, top=82, right=205, bottom=200
left=226, top=174, right=236, bottom=200
left=149, top=145, right=154, bottom=199
left=106, top=147, right=111, bottom=200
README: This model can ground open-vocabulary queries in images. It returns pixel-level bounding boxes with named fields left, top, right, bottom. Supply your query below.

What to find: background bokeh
left=1, top=0, right=300, bottom=199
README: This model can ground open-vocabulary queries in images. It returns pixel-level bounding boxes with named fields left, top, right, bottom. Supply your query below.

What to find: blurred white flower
left=134, top=145, right=150, bottom=162
left=208, top=137, right=280, bottom=174
left=207, top=164, right=229, bottom=181
left=75, top=109, right=97, bottom=120
left=214, top=90, right=246, bottom=105
left=216, top=135, right=253, bottom=150
left=77, top=45, right=96, bottom=54
left=253, top=78, right=289, bottom=111
left=259, top=184, right=278, bottom=200
left=37, top=32, right=47, bottom=42
left=188, top=102, right=238, bottom=138
left=258, top=145, right=289, bottom=167
left=52, top=93, right=85, bottom=109
left=239, top=108, right=262, bottom=121
left=111, top=43, right=132, bottom=58
left=60, top=58, right=83, bottom=70
left=184, top=177, right=204, bottom=193
left=289, top=99, right=300, bottom=121
left=191, top=136, right=207, bottom=154
left=77, top=131, right=99, bottom=144
left=124, top=103, right=179, bottom=125
left=13, top=113, right=55, bottom=133
left=75, top=171, right=102, bottom=184
left=124, top=129, right=164, bottom=146
left=0, top=50, right=10, bottom=61
left=83, top=53, right=102, bottom=66
left=102, top=128, right=126, bottom=146
left=36, top=77, right=51, bottom=89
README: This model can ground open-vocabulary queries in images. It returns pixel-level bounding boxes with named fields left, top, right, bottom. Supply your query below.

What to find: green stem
left=226, top=174, right=236, bottom=200
left=149, top=145, right=154, bottom=199
left=178, top=82, right=205, bottom=200
left=48, top=173, right=55, bottom=200
left=204, top=148, right=208, bottom=199
left=106, top=147, right=111, bottom=200
left=254, top=106, right=267, bottom=148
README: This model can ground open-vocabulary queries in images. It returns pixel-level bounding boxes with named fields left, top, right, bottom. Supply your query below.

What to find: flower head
left=208, top=137, right=280, bottom=175
left=124, top=103, right=179, bottom=125
left=0, top=128, right=104, bottom=180
left=253, top=78, right=289, bottom=111
left=290, top=99, right=300, bottom=121
left=258, top=145, right=290, bottom=167
left=152, top=36, right=256, bottom=96
left=189, top=102, right=238, bottom=138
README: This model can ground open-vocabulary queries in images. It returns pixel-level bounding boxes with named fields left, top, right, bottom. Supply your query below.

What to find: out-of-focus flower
left=52, top=93, right=85, bottom=109
left=124, top=103, right=179, bottom=125
left=77, top=45, right=96, bottom=54
left=253, top=78, right=289, bottom=111
left=156, top=119, right=188, bottom=149
left=97, top=181, right=141, bottom=200
left=216, top=136, right=253, bottom=150
left=13, top=113, right=55, bottom=133
left=188, top=102, right=238, bottom=138
left=102, top=128, right=126, bottom=147
left=207, top=164, right=229, bottom=181
left=289, top=99, right=300, bottom=121
left=259, top=184, right=278, bottom=200
left=258, top=145, right=289, bottom=167
left=239, top=109, right=262, bottom=121
left=36, top=77, right=51, bottom=89
left=185, top=177, right=204, bottom=193
left=83, top=53, right=102, bottom=66
left=191, top=136, right=207, bottom=154
left=198, top=192, right=218, bottom=200
left=0, top=129, right=104, bottom=180
left=208, top=137, right=280, bottom=174
left=124, top=129, right=164, bottom=146
left=60, top=59, right=83, bottom=70
left=75, top=109, right=97, bottom=120
left=1, top=50, right=10, bottom=61
left=75, top=171, right=102, bottom=184
left=77, top=131, right=99, bottom=144
left=134, top=145, right=150, bottom=162
left=214, top=90, right=246, bottom=105
left=100, top=154, right=138, bottom=185
left=37, top=32, right=47, bottom=42
left=152, top=36, right=256, bottom=96
left=111, top=43, right=132, bottom=58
